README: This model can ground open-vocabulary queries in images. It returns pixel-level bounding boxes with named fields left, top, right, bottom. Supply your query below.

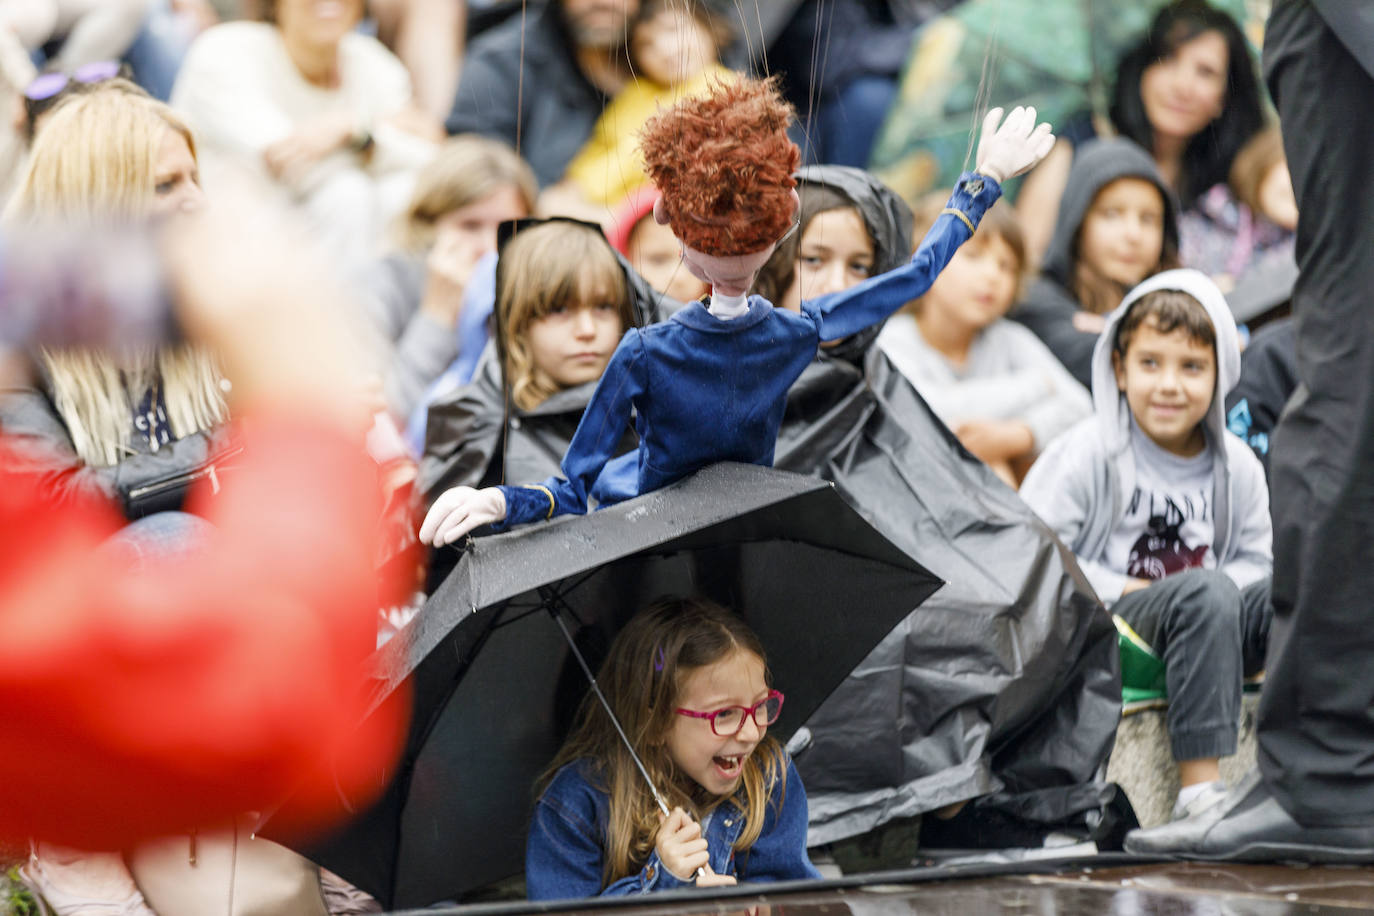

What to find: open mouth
left=712, top=754, right=745, bottom=779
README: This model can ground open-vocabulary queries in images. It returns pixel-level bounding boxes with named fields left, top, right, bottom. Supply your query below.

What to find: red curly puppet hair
left=639, top=76, right=801, bottom=257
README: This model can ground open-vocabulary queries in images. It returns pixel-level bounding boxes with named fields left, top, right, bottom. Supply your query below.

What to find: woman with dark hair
left=1018, top=0, right=1266, bottom=267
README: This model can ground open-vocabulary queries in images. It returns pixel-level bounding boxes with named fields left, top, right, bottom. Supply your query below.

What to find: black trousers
left=1260, top=0, right=1374, bottom=827
left=1114, top=571, right=1270, bottom=763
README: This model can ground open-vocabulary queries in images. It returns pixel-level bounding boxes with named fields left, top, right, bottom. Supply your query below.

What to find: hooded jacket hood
left=1091, top=268, right=1241, bottom=453
left=419, top=218, right=667, bottom=502
left=791, top=164, right=914, bottom=362
left=1042, top=138, right=1181, bottom=287
left=1021, top=266, right=1271, bottom=609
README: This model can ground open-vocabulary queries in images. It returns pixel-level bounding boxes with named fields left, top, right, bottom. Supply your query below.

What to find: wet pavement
left=421, top=862, right=1374, bottom=915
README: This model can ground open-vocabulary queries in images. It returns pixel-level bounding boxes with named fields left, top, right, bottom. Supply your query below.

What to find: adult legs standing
left=1255, top=0, right=1374, bottom=829
left=1125, top=0, right=1374, bottom=859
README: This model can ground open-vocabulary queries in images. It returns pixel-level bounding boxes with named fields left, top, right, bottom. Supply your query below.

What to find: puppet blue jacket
left=525, top=754, right=820, bottom=899
left=498, top=173, right=1001, bottom=527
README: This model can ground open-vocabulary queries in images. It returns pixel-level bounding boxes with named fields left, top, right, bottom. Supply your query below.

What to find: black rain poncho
left=773, top=166, right=1124, bottom=848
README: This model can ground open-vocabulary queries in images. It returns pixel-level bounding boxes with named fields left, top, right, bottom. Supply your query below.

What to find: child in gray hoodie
left=1021, top=268, right=1272, bottom=821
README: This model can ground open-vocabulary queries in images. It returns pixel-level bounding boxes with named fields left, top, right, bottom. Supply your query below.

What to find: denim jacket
left=525, top=753, right=821, bottom=900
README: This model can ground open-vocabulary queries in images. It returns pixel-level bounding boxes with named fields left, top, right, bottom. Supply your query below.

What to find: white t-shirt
left=1105, top=420, right=1217, bottom=581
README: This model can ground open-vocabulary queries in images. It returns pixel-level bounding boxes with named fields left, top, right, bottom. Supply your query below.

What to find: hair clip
left=654, top=647, right=665, bottom=672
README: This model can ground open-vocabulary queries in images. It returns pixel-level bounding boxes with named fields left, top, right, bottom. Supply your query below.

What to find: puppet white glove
left=419, top=486, right=508, bottom=546
left=974, top=106, right=1055, bottom=184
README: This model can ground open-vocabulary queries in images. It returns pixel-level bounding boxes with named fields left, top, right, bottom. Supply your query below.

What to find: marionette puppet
left=420, top=77, right=1053, bottom=546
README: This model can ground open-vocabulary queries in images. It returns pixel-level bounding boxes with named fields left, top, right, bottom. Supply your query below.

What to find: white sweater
left=877, top=313, right=1091, bottom=454
left=171, top=21, right=434, bottom=193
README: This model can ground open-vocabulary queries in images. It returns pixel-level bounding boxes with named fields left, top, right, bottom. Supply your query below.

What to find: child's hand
left=418, top=486, right=507, bottom=546
left=655, top=807, right=709, bottom=881
left=975, top=106, right=1055, bottom=184
left=420, top=228, right=485, bottom=327
left=695, top=864, right=737, bottom=888
left=955, top=419, right=1035, bottom=464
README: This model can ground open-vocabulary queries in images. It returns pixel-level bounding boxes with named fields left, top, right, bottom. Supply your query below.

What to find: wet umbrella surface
left=302, top=462, right=944, bottom=909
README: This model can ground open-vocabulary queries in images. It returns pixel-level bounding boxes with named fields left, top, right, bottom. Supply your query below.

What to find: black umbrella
left=298, top=462, right=942, bottom=910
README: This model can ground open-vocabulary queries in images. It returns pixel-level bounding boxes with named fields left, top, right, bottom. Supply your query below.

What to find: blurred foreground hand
left=0, top=199, right=407, bottom=850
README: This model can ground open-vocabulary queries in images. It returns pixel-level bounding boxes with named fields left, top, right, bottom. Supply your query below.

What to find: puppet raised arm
left=419, top=330, right=646, bottom=545
left=802, top=106, right=1055, bottom=341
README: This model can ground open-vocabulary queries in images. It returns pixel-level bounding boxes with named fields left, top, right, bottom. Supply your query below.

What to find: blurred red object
left=0, top=412, right=407, bottom=850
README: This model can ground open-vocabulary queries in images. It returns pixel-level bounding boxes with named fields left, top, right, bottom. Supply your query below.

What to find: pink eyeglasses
left=675, top=689, right=784, bottom=737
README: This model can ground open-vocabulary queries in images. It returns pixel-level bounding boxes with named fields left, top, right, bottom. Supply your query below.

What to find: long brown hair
left=539, top=597, right=786, bottom=888
left=497, top=221, right=632, bottom=411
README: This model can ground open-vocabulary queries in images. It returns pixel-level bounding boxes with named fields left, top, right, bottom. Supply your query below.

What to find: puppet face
left=679, top=242, right=780, bottom=298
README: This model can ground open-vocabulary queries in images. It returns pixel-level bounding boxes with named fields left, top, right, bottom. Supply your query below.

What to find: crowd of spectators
left=0, top=0, right=1306, bottom=912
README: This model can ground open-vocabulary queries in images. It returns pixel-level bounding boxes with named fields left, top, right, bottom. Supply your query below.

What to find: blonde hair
left=6, top=84, right=226, bottom=466
left=7, top=81, right=197, bottom=225
left=539, top=597, right=786, bottom=888
left=497, top=221, right=632, bottom=411
left=395, top=135, right=537, bottom=251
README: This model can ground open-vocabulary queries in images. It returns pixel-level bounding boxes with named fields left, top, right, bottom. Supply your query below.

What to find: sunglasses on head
left=24, top=60, right=124, bottom=102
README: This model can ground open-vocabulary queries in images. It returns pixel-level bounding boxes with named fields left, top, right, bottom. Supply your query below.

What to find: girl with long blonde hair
left=525, top=596, right=819, bottom=898
left=1, top=82, right=227, bottom=515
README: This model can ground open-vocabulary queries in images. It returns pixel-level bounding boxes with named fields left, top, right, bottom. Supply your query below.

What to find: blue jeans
left=100, top=510, right=212, bottom=571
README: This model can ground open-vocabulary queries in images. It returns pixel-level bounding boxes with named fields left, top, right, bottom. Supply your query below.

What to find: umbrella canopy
left=867, top=0, right=1259, bottom=202
left=300, top=462, right=942, bottom=909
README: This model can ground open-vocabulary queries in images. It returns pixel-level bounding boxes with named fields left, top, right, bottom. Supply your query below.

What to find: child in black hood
left=1012, top=138, right=1181, bottom=388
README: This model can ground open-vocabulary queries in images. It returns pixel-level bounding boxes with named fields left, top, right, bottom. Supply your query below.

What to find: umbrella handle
left=546, top=605, right=707, bottom=881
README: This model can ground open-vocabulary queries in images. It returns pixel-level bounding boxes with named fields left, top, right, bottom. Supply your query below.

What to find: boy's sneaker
left=1172, top=780, right=1229, bottom=821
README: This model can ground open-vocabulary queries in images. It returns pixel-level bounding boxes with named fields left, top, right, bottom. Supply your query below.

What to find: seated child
left=1020, top=268, right=1272, bottom=821
left=418, top=218, right=650, bottom=505
left=419, top=79, right=1053, bottom=545
left=877, top=199, right=1091, bottom=486
left=559, top=0, right=734, bottom=210
left=525, top=596, right=819, bottom=897
left=606, top=185, right=709, bottom=305
left=1012, top=138, right=1180, bottom=389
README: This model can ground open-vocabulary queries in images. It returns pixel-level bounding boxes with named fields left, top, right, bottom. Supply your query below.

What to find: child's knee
left=1172, top=568, right=1243, bottom=626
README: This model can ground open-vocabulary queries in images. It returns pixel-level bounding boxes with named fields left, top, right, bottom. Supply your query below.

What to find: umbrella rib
left=540, top=590, right=671, bottom=818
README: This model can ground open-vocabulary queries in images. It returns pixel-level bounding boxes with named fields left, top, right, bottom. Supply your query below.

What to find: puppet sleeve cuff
left=947, top=171, right=1004, bottom=232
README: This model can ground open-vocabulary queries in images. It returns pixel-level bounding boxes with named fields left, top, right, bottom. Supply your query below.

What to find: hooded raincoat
left=1019, top=268, right=1272, bottom=606
left=771, top=166, right=1122, bottom=848
left=416, top=220, right=669, bottom=508
left=1013, top=139, right=1180, bottom=389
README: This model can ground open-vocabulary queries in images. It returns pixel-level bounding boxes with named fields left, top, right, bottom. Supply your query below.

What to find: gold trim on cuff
left=942, top=207, right=976, bottom=233
left=522, top=484, right=556, bottom=520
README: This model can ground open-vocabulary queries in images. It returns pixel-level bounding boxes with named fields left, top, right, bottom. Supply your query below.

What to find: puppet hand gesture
left=974, top=106, right=1055, bottom=184
left=419, top=486, right=507, bottom=546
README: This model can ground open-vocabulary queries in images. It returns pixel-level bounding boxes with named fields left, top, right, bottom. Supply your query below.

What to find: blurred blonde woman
left=364, top=134, right=535, bottom=419
left=0, top=81, right=228, bottom=520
